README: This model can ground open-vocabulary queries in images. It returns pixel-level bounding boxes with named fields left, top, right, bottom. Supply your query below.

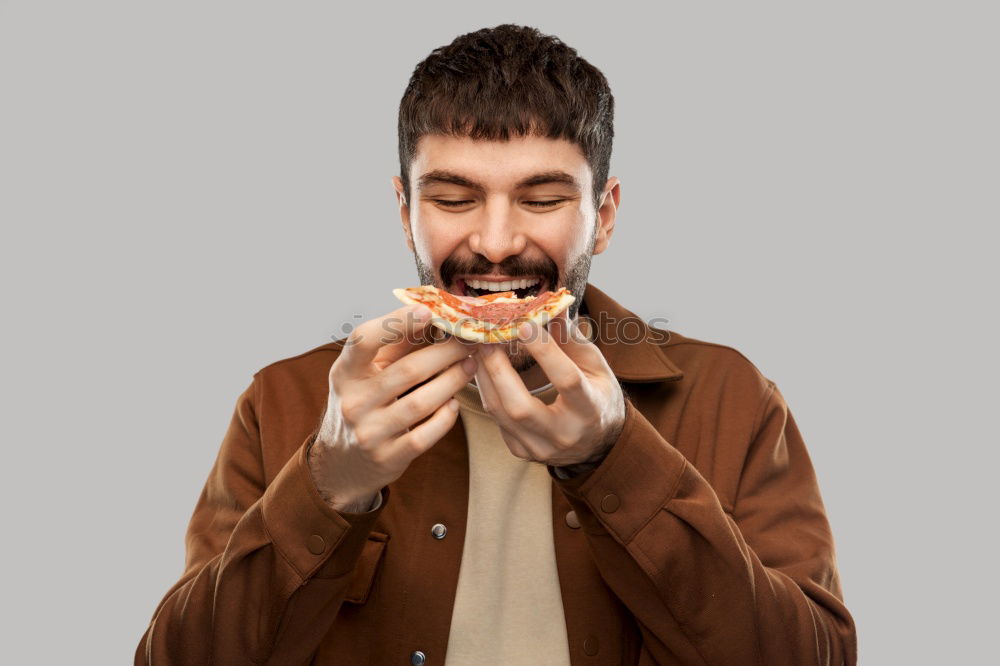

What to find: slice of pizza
left=393, top=285, right=575, bottom=343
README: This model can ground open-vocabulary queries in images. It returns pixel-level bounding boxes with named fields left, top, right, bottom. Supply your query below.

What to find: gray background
left=1, top=1, right=996, bottom=663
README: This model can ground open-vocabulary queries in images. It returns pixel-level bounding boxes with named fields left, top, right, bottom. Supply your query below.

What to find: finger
left=371, top=325, right=434, bottom=369
left=373, top=307, right=465, bottom=369
left=475, top=361, right=557, bottom=462
left=472, top=357, right=510, bottom=426
left=370, top=337, right=477, bottom=406
left=515, top=320, right=591, bottom=409
left=474, top=356, right=544, bottom=439
left=547, top=312, right=607, bottom=372
left=470, top=376, right=533, bottom=459
left=388, top=396, right=461, bottom=462
left=498, top=427, right=534, bottom=461
left=337, top=304, right=434, bottom=377
left=497, top=417, right=567, bottom=463
left=366, top=357, right=476, bottom=441
left=476, top=345, right=549, bottom=432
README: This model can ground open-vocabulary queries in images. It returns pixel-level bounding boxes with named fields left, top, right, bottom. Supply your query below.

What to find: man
left=136, top=24, right=857, bottom=665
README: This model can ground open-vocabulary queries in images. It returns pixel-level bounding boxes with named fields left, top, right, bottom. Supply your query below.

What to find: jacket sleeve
left=134, top=377, right=387, bottom=665
left=550, top=384, right=857, bottom=666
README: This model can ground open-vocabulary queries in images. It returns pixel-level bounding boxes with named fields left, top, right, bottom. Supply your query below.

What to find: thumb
left=549, top=311, right=603, bottom=369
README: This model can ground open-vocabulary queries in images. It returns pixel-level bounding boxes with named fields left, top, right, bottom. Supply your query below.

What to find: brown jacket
left=135, top=284, right=857, bottom=665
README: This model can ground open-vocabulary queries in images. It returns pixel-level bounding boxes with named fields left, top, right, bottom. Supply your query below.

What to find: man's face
left=392, top=133, right=619, bottom=372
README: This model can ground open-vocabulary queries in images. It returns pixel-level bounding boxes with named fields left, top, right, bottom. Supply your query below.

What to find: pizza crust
left=393, top=285, right=575, bottom=343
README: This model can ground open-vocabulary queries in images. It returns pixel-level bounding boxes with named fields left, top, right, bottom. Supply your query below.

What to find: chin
left=505, top=341, right=537, bottom=373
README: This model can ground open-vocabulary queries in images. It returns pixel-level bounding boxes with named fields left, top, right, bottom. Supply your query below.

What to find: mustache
left=439, top=255, right=560, bottom=288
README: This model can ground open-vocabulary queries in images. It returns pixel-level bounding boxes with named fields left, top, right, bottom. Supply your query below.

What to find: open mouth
left=455, top=276, right=546, bottom=300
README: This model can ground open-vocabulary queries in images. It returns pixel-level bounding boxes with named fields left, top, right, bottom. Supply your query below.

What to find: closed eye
left=431, top=199, right=568, bottom=208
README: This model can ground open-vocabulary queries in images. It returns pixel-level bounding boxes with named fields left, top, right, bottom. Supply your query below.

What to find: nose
left=467, top=200, right=528, bottom=264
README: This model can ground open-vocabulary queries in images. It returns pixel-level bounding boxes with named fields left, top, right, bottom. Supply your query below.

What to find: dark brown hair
left=397, top=24, right=615, bottom=210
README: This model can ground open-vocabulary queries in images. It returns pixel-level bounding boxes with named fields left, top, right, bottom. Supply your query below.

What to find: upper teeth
left=467, top=278, right=540, bottom=291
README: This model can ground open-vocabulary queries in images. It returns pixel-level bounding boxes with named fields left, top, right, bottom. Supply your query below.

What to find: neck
left=519, top=361, right=551, bottom=392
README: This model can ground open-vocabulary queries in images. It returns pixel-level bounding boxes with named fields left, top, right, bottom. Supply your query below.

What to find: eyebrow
left=416, top=169, right=582, bottom=192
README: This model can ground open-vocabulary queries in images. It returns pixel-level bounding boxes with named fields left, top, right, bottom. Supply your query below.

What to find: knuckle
left=368, top=446, right=391, bottom=466
left=561, top=372, right=584, bottom=391
left=554, top=431, right=576, bottom=450
left=399, top=397, right=428, bottom=422
left=506, top=403, right=531, bottom=422
left=393, top=359, right=421, bottom=386
left=339, top=397, right=363, bottom=424
left=404, top=431, right=428, bottom=455
left=347, top=325, right=369, bottom=347
left=483, top=402, right=508, bottom=424
left=371, top=371, right=393, bottom=395
left=352, top=423, right=377, bottom=448
left=388, top=431, right=419, bottom=458
left=384, top=411, right=411, bottom=437
left=447, top=357, right=470, bottom=375
left=329, top=362, right=348, bottom=387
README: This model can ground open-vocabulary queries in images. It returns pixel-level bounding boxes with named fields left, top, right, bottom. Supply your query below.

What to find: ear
left=592, top=177, right=621, bottom=255
left=392, top=176, right=414, bottom=252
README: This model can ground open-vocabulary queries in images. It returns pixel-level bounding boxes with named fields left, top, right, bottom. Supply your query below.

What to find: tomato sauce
left=469, top=291, right=556, bottom=324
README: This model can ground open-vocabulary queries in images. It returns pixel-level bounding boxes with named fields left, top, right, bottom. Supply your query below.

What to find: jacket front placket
left=370, top=419, right=471, bottom=664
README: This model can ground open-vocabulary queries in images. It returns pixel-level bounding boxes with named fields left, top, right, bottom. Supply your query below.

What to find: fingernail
left=518, top=322, right=532, bottom=339
left=412, top=305, right=432, bottom=321
left=480, top=344, right=495, bottom=356
left=448, top=398, right=459, bottom=412
left=462, top=356, right=477, bottom=374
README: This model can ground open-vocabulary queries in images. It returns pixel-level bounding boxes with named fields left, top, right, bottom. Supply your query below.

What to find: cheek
left=534, top=212, right=593, bottom=267
left=411, top=217, right=466, bottom=267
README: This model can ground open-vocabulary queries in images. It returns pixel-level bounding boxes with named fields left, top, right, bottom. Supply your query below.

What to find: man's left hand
left=474, top=313, right=626, bottom=467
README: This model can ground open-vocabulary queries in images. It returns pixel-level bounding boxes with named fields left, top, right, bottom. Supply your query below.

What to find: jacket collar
left=579, top=283, right=684, bottom=383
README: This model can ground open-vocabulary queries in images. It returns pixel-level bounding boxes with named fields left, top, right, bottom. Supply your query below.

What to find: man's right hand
left=308, top=304, right=478, bottom=512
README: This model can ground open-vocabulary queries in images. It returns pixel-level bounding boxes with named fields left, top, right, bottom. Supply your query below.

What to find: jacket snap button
left=306, top=534, right=326, bottom=555
left=565, top=510, right=581, bottom=529
left=431, top=523, right=448, bottom=539
left=410, top=650, right=427, bottom=665
left=583, top=635, right=600, bottom=656
left=600, top=493, right=620, bottom=513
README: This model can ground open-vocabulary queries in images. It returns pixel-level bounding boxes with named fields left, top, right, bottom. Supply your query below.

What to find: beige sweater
left=443, top=380, right=571, bottom=666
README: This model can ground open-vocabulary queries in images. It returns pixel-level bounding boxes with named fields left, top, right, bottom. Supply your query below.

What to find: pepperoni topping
left=468, top=291, right=557, bottom=324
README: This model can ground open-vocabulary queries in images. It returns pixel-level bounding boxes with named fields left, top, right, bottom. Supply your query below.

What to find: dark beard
left=412, top=237, right=595, bottom=374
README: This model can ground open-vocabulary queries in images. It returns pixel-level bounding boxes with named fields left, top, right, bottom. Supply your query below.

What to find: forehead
left=411, top=134, right=591, bottom=190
